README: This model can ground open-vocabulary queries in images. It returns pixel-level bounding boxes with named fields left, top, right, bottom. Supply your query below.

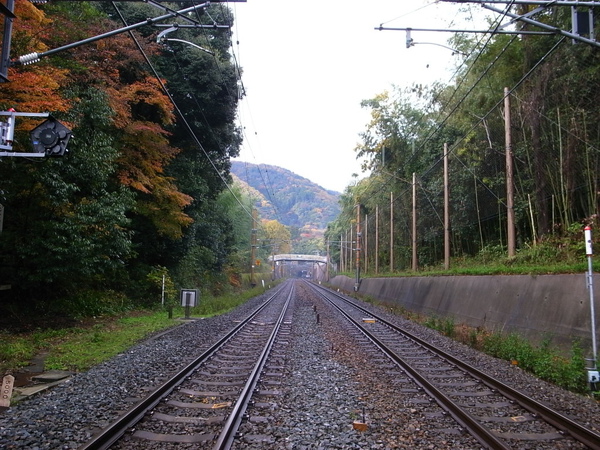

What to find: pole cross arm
left=12, top=2, right=211, bottom=66
left=482, top=2, right=600, bottom=47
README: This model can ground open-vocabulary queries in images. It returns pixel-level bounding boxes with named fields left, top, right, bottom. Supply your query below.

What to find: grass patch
left=1, top=282, right=277, bottom=375
left=0, top=312, right=177, bottom=374
left=415, top=313, right=590, bottom=393
left=350, top=233, right=597, bottom=278
left=43, top=312, right=176, bottom=371
left=479, top=333, right=588, bottom=392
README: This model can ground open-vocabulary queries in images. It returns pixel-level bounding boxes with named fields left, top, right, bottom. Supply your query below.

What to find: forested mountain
left=230, top=161, right=340, bottom=238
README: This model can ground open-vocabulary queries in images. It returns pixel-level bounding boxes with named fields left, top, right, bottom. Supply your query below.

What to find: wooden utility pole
left=326, top=239, right=330, bottom=281
left=340, top=234, right=344, bottom=273
left=364, top=214, right=368, bottom=275
left=390, top=192, right=394, bottom=273
left=375, top=205, right=379, bottom=274
left=444, top=143, right=450, bottom=270
left=412, top=172, right=418, bottom=271
left=504, top=87, right=516, bottom=257
left=250, top=208, right=257, bottom=287
left=349, top=227, right=353, bottom=272
left=355, top=203, right=361, bottom=289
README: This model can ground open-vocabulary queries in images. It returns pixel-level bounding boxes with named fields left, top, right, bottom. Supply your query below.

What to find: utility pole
left=340, top=234, right=344, bottom=273
left=412, top=173, right=418, bottom=271
left=444, top=143, right=450, bottom=270
left=355, top=203, right=361, bottom=291
left=375, top=204, right=379, bottom=274
left=364, top=213, right=368, bottom=275
left=349, top=227, right=353, bottom=273
left=584, top=226, right=599, bottom=388
left=250, top=208, right=257, bottom=287
left=505, top=87, right=516, bottom=257
left=390, top=192, right=394, bottom=273
left=0, top=0, right=14, bottom=82
left=326, top=238, right=330, bottom=281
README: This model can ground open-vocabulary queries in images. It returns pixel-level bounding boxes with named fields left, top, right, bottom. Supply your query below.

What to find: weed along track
left=2, top=280, right=600, bottom=449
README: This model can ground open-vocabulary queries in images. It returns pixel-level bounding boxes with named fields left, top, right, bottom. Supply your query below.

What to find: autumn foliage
left=0, top=0, right=242, bottom=308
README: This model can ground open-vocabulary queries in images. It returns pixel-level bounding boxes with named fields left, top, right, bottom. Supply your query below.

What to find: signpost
left=180, top=289, right=198, bottom=320
left=1, top=375, right=14, bottom=408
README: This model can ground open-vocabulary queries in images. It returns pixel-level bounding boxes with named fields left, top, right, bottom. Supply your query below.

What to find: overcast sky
left=230, top=1, right=487, bottom=193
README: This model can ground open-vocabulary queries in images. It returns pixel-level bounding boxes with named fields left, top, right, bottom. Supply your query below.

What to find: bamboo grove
left=326, top=5, right=600, bottom=274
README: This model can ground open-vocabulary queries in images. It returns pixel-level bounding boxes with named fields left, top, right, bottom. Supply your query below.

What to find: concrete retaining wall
left=328, top=274, right=599, bottom=353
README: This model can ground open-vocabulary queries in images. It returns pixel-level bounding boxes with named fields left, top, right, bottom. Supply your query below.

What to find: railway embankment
left=329, top=274, right=599, bottom=352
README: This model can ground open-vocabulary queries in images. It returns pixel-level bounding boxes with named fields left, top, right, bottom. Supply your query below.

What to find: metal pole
left=350, top=227, right=353, bottom=273
left=0, top=0, right=15, bottom=82
left=250, top=209, right=257, bottom=287
left=15, top=2, right=212, bottom=65
left=364, top=213, right=368, bottom=275
left=585, top=226, right=597, bottom=367
left=326, top=239, right=330, bottom=281
left=482, top=2, right=600, bottom=48
left=340, top=234, right=343, bottom=273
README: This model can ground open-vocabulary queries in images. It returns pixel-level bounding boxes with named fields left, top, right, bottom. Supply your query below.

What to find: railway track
left=75, top=279, right=600, bottom=449
left=305, top=280, right=600, bottom=450
left=79, top=282, right=295, bottom=450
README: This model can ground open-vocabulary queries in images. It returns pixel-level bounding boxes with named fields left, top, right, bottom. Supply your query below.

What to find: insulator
left=19, top=53, right=40, bottom=65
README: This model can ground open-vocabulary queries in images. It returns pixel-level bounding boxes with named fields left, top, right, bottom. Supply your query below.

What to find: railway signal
left=30, top=117, right=72, bottom=157
left=0, top=110, right=72, bottom=158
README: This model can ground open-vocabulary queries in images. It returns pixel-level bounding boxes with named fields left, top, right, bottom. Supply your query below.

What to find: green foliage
left=423, top=315, right=456, bottom=339
left=0, top=87, right=135, bottom=303
left=482, top=333, right=588, bottom=392
left=0, top=1, right=244, bottom=314
left=53, top=290, right=133, bottom=318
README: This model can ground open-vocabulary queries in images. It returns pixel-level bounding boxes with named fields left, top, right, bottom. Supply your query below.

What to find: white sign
left=180, top=289, right=198, bottom=307
left=585, top=226, right=593, bottom=256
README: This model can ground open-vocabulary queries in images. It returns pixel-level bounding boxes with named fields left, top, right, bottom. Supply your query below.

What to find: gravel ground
left=0, top=288, right=275, bottom=449
left=1, top=280, right=599, bottom=449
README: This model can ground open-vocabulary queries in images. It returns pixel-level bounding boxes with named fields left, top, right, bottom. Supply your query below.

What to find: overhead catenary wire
left=357, top=3, right=507, bottom=203
left=155, top=1, right=285, bottom=229
left=110, top=2, right=255, bottom=221
left=218, top=4, right=289, bottom=224
left=353, top=1, right=570, bottom=263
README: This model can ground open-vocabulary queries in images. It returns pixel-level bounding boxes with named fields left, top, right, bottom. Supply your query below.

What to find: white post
left=585, top=226, right=598, bottom=370
left=161, top=274, right=165, bottom=306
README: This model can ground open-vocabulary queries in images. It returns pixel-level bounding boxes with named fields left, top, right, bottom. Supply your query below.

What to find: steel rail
left=309, top=282, right=600, bottom=450
left=308, top=282, right=510, bottom=449
left=78, top=282, right=289, bottom=450
left=213, top=284, right=295, bottom=449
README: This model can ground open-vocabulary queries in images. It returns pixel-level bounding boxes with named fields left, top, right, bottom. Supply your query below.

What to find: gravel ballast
left=1, top=280, right=599, bottom=449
